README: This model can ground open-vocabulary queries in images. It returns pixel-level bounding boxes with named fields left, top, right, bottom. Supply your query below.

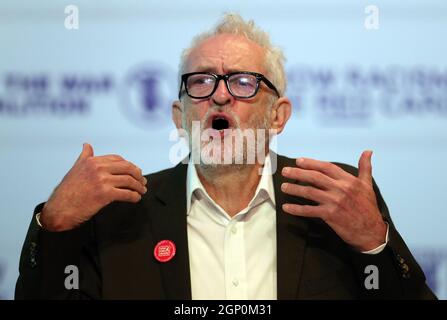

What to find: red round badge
left=154, top=240, right=176, bottom=263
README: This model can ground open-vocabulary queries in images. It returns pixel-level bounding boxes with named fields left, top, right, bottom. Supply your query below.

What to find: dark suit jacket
left=15, top=154, right=436, bottom=299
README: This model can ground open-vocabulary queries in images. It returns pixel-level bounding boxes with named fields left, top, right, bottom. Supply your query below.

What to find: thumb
left=77, top=143, right=94, bottom=161
left=358, top=150, right=373, bottom=183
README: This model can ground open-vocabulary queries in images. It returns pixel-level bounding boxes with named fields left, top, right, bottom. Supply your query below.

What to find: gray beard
left=183, top=105, right=272, bottom=179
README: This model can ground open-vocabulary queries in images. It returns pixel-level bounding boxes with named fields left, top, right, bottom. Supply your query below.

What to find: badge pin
left=154, top=240, right=176, bottom=263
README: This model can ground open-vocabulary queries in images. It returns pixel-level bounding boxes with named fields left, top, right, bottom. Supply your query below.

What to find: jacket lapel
left=274, top=154, right=309, bottom=299
left=146, top=161, right=192, bottom=299
left=144, top=154, right=309, bottom=300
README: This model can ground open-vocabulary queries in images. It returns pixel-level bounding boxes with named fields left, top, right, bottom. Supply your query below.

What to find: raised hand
left=40, top=143, right=147, bottom=231
left=281, top=150, right=387, bottom=252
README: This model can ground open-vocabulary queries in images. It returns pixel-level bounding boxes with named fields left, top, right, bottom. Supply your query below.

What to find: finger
left=282, top=203, right=323, bottom=218
left=111, top=188, right=142, bottom=203
left=94, top=154, right=125, bottom=162
left=109, top=175, right=147, bottom=195
left=281, top=167, right=337, bottom=190
left=77, top=143, right=94, bottom=162
left=103, top=161, right=144, bottom=182
left=281, top=183, right=332, bottom=204
left=358, top=150, right=373, bottom=183
left=93, top=157, right=145, bottom=183
left=295, top=158, right=352, bottom=180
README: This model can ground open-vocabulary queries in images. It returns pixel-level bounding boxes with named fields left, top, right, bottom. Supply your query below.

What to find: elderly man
left=16, top=13, right=435, bottom=299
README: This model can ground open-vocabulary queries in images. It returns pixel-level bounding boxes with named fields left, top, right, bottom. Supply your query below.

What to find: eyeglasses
left=178, top=71, right=280, bottom=100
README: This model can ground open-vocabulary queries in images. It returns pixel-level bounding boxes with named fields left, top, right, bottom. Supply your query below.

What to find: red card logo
left=154, top=240, right=176, bottom=263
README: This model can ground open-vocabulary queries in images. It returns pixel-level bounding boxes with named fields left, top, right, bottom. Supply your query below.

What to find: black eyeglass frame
left=178, top=71, right=280, bottom=99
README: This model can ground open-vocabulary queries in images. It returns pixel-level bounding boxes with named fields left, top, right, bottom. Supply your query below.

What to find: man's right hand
left=39, top=143, right=147, bottom=232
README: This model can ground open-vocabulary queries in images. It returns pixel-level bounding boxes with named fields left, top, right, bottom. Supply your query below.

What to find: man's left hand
left=281, top=150, right=387, bottom=252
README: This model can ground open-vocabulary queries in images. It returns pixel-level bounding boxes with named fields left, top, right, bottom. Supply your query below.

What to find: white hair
left=179, top=13, right=287, bottom=97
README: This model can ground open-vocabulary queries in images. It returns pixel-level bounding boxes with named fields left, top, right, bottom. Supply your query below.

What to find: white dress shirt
left=185, top=155, right=389, bottom=300
left=187, top=155, right=277, bottom=300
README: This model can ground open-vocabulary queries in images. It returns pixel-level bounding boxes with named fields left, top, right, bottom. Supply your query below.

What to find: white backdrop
left=1, top=0, right=446, bottom=299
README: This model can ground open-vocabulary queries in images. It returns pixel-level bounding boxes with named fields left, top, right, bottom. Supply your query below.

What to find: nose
left=211, top=78, right=233, bottom=106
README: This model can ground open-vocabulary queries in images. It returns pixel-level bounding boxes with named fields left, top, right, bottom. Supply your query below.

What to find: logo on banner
left=120, top=63, right=176, bottom=129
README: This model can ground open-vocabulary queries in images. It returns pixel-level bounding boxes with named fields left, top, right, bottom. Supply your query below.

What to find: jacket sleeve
left=15, top=203, right=101, bottom=300
left=15, top=203, right=44, bottom=299
left=339, top=165, right=438, bottom=299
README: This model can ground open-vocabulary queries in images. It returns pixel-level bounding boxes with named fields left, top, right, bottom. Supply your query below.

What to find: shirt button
left=231, top=226, right=237, bottom=234
left=232, top=279, right=239, bottom=287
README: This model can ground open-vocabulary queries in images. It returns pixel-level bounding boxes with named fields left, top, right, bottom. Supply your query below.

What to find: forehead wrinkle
left=190, top=57, right=263, bottom=75
left=185, top=34, right=267, bottom=75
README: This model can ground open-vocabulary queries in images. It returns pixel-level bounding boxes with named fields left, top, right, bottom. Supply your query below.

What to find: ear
left=269, top=97, right=292, bottom=135
left=172, top=100, right=184, bottom=131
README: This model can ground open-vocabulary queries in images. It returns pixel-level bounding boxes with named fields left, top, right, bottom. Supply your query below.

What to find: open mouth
left=212, top=117, right=230, bottom=131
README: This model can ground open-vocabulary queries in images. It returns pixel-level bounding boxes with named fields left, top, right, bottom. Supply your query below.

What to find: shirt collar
left=186, top=154, right=276, bottom=215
